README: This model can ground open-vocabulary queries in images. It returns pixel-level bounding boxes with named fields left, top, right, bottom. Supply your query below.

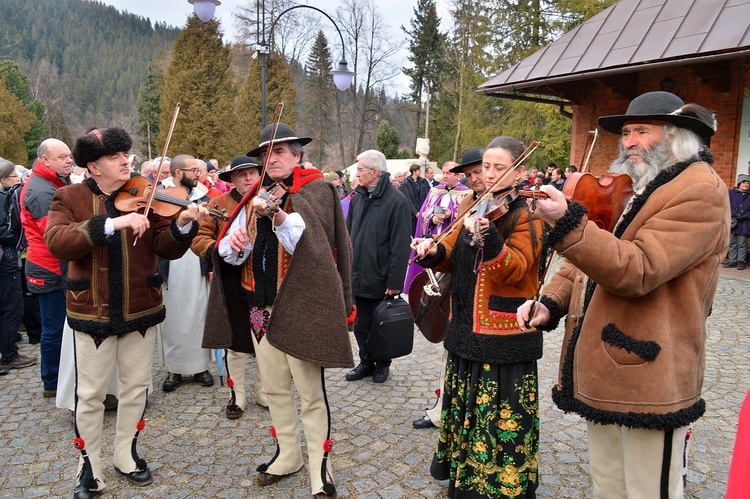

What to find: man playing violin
left=517, top=91, right=730, bottom=498
left=44, top=127, right=208, bottom=498
left=202, top=123, right=354, bottom=498
left=191, top=155, right=268, bottom=419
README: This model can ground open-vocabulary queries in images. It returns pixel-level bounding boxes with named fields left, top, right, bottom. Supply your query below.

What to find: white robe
left=160, top=248, right=210, bottom=375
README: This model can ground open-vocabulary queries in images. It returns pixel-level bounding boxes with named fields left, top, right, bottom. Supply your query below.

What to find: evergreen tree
left=158, top=15, right=237, bottom=164
left=302, top=31, right=333, bottom=168
left=0, top=61, right=47, bottom=161
left=235, top=51, right=297, bottom=155
left=137, top=62, right=164, bottom=159
left=376, top=120, right=400, bottom=159
left=402, top=0, right=447, bottom=152
left=0, top=77, right=35, bottom=165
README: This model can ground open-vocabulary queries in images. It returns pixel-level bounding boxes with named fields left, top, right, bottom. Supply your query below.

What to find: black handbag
left=366, top=295, right=415, bottom=361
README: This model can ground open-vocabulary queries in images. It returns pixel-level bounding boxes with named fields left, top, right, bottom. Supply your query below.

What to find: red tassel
left=323, top=439, right=334, bottom=452
left=435, top=388, right=441, bottom=396
left=270, top=426, right=277, bottom=439
left=73, top=437, right=85, bottom=450
left=346, top=305, right=357, bottom=324
left=227, top=377, right=234, bottom=388
left=137, top=419, right=146, bottom=431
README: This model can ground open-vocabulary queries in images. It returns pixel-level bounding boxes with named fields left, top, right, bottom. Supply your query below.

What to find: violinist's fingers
left=410, top=237, right=423, bottom=251
left=516, top=300, right=551, bottom=328
left=533, top=185, right=568, bottom=227
left=113, top=213, right=150, bottom=235
left=463, top=217, right=475, bottom=233
left=477, top=217, right=490, bottom=229
left=416, top=240, right=436, bottom=258
left=252, top=196, right=268, bottom=211
left=228, top=226, right=249, bottom=252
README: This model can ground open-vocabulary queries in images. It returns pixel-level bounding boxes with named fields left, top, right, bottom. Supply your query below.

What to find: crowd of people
left=0, top=90, right=747, bottom=498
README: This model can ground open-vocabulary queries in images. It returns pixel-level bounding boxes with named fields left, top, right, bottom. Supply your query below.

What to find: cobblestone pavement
left=1, top=268, right=747, bottom=498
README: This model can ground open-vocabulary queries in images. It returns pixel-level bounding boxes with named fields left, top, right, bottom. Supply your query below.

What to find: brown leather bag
left=408, top=269, right=451, bottom=343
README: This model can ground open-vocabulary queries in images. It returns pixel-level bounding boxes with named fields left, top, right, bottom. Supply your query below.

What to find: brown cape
left=202, top=176, right=354, bottom=368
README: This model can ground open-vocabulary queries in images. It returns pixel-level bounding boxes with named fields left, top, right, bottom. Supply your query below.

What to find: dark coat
left=399, top=175, right=430, bottom=217
left=347, top=171, right=412, bottom=298
left=202, top=170, right=354, bottom=369
left=729, top=188, right=750, bottom=236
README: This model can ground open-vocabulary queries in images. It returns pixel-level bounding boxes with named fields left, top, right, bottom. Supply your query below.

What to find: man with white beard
left=516, top=91, right=730, bottom=499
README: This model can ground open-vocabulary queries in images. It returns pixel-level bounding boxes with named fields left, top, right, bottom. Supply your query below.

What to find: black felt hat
left=72, top=127, right=133, bottom=168
left=246, top=123, right=312, bottom=157
left=219, top=155, right=260, bottom=182
left=598, top=91, right=717, bottom=142
left=450, top=148, right=483, bottom=174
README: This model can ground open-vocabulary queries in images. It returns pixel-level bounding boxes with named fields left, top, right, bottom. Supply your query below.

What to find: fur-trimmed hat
left=219, top=155, right=259, bottom=182
left=72, top=127, right=133, bottom=168
left=598, top=91, right=717, bottom=143
left=246, top=123, right=312, bottom=157
left=450, top=148, right=483, bottom=174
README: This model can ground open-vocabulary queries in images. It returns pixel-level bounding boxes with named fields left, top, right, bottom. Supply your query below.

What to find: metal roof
left=478, top=0, right=750, bottom=100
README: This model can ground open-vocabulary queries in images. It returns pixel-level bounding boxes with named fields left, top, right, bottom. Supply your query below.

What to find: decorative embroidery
left=250, top=307, right=270, bottom=341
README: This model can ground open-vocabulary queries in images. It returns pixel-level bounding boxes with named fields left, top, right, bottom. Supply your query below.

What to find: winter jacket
left=540, top=155, right=729, bottom=430
left=20, top=160, right=69, bottom=293
left=0, top=187, right=21, bottom=277
left=347, top=172, right=412, bottom=298
left=44, top=178, right=196, bottom=341
left=399, top=175, right=430, bottom=217
left=729, top=188, right=750, bottom=237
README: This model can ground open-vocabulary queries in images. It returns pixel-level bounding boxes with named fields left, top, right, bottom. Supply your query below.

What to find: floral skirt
left=430, top=354, right=539, bottom=498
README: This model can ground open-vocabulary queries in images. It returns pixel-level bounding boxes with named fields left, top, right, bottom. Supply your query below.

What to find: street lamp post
left=256, top=4, right=354, bottom=127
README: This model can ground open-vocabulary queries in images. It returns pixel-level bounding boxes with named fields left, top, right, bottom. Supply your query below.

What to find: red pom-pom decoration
left=323, top=439, right=334, bottom=452
left=270, top=426, right=277, bottom=439
left=435, top=388, right=441, bottom=396
left=73, top=438, right=85, bottom=450
left=346, top=305, right=357, bottom=324
left=137, top=419, right=146, bottom=432
left=227, top=377, right=234, bottom=388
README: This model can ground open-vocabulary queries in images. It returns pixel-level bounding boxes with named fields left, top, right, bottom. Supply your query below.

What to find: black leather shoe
left=345, top=363, right=375, bottom=381
left=738, top=264, right=746, bottom=270
left=226, top=404, right=243, bottom=419
left=103, top=394, right=118, bottom=412
left=193, top=370, right=214, bottom=387
left=723, top=262, right=737, bottom=268
left=115, top=466, right=153, bottom=486
left=373, top=366, right=390, bottom=383
left=73, top=484, right=100, bottom=499
left=412, top=416, right=436, bottom=429
left=162, top=372, right=182, bottom=392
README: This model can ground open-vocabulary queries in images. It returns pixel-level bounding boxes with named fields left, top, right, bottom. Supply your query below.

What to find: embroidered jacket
left=44, top=179, right=196, bottom=340
left=419, top=198, right=545, bottom=364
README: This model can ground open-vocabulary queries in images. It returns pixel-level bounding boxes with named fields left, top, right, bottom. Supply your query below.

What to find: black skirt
left=431, top=354, right=539, bottom=499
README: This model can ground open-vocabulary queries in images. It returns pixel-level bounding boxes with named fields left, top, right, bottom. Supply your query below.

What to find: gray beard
left=609, top=138, right=674, bottom=191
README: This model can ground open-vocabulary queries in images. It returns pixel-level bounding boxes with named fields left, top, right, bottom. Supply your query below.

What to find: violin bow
left=134, top=101, right=181, bottom=246
left=580, top=129, right=598, bottom=174
left=246, top=101, right=285, bottom=230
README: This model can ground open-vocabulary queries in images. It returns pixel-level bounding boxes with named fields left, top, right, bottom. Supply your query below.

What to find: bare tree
left=336, top=0, right=403, bottom=157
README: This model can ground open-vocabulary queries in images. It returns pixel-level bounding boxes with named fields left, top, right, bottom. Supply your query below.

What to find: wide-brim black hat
left=598, top=91, right=717, bottom=141
left=450, top=148, right=483, bottom=174
left=219, top=155, right=259, bottom=182
left=246, top=123, right=312, bottom=157
left=73, top=127, right=132, bottom=168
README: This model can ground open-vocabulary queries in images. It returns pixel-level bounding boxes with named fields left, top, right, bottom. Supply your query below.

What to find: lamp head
left=332, top=61, right=354, bottom=92
left=188, top=0, right=221, bottom=23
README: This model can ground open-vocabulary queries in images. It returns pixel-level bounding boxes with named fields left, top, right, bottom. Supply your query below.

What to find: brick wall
left=569, top=58, right=749, bottom=189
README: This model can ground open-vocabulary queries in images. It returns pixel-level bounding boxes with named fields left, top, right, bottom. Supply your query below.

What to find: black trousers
left=353, top=296, right=391, bottom=368
left=20, top=260, right=41, bottom=342
left=0, top=272, right=23, bottom=363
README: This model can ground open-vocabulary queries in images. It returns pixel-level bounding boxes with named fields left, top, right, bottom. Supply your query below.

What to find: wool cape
left=540, top=154, right=730, bottom=430
left=202, top=168, right=354, bottom=369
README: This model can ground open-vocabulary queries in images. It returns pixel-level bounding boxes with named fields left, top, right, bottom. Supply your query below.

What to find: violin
left=468, top=187, right=519, bottom=246
left=519, top=130, right=633, bottom=232
left=114, top=176, right=229, bottom=221
left=255, top=182, right=288, bottom=218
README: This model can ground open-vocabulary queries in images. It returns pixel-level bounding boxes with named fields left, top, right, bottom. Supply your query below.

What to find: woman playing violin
left=411, top=136, right=545, bottom=499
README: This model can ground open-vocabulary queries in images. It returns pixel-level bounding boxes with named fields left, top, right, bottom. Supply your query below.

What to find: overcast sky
left=98, top=0, right=452, bottom=95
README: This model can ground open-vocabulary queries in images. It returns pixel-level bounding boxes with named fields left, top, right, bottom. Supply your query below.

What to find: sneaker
left=193, top=370, right=214, bottom=387
left=0, top=354, right=37, bottom=370
left=0, top=365, right=9, bottom=375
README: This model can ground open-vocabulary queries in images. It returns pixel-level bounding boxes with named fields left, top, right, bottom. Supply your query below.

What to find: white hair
left=356, top=149, right=387, bottom=173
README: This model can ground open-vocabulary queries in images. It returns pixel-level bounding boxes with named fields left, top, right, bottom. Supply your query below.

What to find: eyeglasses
left=356, top=167, right=375, bottom=173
